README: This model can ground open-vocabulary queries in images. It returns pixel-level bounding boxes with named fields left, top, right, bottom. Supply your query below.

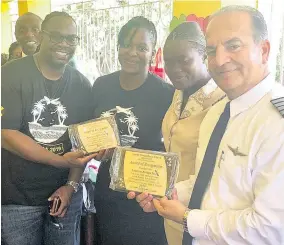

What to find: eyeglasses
left=42, top=30, right=80, bottom=46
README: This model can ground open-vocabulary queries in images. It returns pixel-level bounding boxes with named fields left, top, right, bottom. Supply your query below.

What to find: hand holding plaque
left=68, top=116, right=120, bottom=155
left=109, top=147, right=180, bottom=197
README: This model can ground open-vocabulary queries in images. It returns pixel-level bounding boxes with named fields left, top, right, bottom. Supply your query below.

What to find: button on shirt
left=169, top=75, right=284, bottom=245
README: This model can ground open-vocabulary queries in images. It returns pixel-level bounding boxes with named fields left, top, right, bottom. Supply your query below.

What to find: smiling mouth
left=53, top=51, right=69, bottom=59
left=219, top=69, right=237, bottom=74
left=25, top=41, right=37, bottom=47
left=173, top=75, right=185, bottom=81
left=125, top=60, right=137, bottom=65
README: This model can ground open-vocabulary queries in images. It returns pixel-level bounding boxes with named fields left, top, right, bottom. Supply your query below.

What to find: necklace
left=34, top=54, right=63, bottom=99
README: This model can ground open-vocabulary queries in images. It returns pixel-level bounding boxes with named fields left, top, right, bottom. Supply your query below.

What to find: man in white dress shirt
left=129, top=5, right=284, bottom=245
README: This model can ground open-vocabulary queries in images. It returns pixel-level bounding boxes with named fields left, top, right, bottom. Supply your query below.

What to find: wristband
left=183, top=208, right=191, bottom=233
left=66, top=180, right=79, bottom=193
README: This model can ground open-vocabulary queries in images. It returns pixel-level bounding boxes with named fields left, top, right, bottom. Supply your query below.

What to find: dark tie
left=182, top=102, right=230, bottom=245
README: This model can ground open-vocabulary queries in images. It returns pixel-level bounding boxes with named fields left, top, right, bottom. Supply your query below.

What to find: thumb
left=48, top=193, right=57, bottom=201
left=159, top=196, right=169, bottom=206
left=153, top=198, right=163, bottom=212
left=127, top=192, right=136, bottom=200
left=172, top=188, right=178, bottom=200
left=83, top=152, right=99, bottom=162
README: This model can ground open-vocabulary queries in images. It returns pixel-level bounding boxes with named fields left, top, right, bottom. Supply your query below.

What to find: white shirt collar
left=230, top=74, right=273, bottom=118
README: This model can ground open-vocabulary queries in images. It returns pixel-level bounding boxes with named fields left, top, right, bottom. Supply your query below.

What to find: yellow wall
left=23, top=0, right=51, bottom=19
left=18, top=0, right=28, bottom=16
left=222, top=0, right=257, bottom=8
left=173, top=0, right=257, bottom=18
left=1, top=2, right=13, bottom=53
left=171, top=0, right=258, bottom=33
left=173, top=0, right=221, bottom=18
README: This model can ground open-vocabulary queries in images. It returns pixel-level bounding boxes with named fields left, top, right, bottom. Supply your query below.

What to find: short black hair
left=165, top=21, right=206, bottom=55
left=8, top=41, right=21, bottom=59
left=209, top=5, right=268, bottom=43
left=117, top=16, right=157, bottom=50
left=41, top=11, right=76, bottom=31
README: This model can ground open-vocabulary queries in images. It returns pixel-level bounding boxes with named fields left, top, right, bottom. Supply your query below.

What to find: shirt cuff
left=187, top=209, right=214, bottom=239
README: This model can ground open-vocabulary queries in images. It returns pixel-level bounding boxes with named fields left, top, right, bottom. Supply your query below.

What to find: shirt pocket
left=218, top=145, right=252, bottom=203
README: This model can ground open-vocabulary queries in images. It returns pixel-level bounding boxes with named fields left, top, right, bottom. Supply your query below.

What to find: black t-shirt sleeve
left=149, top=76, right=174, bottom=152
left=163, top=83, right=174, bottom=107
left=81, top=77, right=94, bottom=121
left=1, top=64, right=23, bottom=130
left=92, top=77, right=103, bottom=118
left=69, top=67, right=94, bottom=122
left=154, top=77, right=174, bottom=113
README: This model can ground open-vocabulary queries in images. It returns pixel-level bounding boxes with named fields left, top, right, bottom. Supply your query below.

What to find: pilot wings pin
left=227, top=145, right=247, bottom=157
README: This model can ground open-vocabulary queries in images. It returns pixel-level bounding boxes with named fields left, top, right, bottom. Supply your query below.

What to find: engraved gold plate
left=109, top=147, right=180, bottom=197
left=68, top=116, right=120, bottom=155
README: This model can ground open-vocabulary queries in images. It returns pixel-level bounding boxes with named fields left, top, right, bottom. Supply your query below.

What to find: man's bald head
left=15, top=12, right=42, bottom=28
left=15, top=12, right=42, bottom=55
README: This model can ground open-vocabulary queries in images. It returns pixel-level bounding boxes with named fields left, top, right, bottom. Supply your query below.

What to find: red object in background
left=149, top=47, right=165, bottom=79
left=89, top=165, right=98, bottom=170
left=186, top=14, right=209, bottom=33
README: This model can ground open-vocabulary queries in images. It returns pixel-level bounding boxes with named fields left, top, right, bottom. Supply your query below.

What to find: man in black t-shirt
left=1, top=12, right=96, bottom=245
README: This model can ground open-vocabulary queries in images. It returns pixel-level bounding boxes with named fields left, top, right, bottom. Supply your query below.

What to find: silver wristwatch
left=66, top=180, right=79, bottom=193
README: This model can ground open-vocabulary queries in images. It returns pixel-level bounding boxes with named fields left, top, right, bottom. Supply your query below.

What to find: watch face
left=67, top=181, right=79, bottom=192
left=73, top=186, right=78, bottom=192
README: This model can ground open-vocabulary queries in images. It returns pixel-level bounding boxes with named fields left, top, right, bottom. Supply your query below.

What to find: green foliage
left=169, top=14, right=186, bottom=32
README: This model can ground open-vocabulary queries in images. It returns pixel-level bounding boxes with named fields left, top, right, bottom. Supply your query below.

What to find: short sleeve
left=92, top=77, right=103, bottom=118
left=156, top=79, right=174, bottom=112
left=81, top=76, right=94, bottom=121
left=1, top=65, right=23, bottom=130
left=165, top=84, right=175, bottom=107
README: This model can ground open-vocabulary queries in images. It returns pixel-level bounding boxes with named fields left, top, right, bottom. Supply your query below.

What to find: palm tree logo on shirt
left=32, top=100, right=45, bottom=123
left=124, top=114, right=139, bottom=136
left=101, top=106, right=139, bottom=146
left=29, top=96, right=68, bottom=144
left=55, top=104, right=68, bottom=126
